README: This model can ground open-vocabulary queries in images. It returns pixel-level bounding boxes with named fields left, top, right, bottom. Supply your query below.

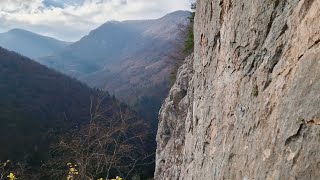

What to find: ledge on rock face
left=155, top=0, right=320, bottom=179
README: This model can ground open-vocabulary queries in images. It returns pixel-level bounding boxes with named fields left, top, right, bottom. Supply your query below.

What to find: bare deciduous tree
left=42, top=92, right=152, bottom=180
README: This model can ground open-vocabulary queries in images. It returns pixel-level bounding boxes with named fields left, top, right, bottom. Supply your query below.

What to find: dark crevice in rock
left=298, top=53, right=304, bottom=60
left=203, top=141, right=210, bottom=154
left=276, top=23, right=288, bottom=40
left=263, top=6, right=278, bottom=45
left=219, top=0, right=225, bottom=25
left=241, top=52, right=253, bottom=70
left=213, top=31, right=221, bottom=49
left=274, top=0, right=280, bottom=9
left=263, top=78, right=272, bottom=91
left=269, top=45, right=284, bottom=73
left=308, top=39, right=320, bottom=50
left=245, top=49, right=267, bottom=75
left=285, top=123, right=305, bottom=146
left=298, top=39, right=319, bottom=60
left=206, top=118, right=214, bottom=137
left=210, top=1, right=213, bottom=21
left=195, top=117, right=199, bottom=126
left=264, top=17, right=274, bottom=42
left=173, top=89, right=187, bottom=108
left=228, top=153, right=236, bottom=161
left=245, top=60, right=255, bottom=75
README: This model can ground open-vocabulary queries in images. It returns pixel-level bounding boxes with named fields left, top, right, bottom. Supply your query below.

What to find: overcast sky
left=0, top=0, right=191, bottom=41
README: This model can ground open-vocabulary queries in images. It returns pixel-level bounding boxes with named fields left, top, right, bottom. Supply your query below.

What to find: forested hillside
left=0, top=46, right=93, bottom=162
left=39, top=11, right=191, bottom=126
left=0, top=47, right=154, bottom=179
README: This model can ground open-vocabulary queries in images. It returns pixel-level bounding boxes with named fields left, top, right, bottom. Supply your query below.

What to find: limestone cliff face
left=155, top=0, right=320, bottom=179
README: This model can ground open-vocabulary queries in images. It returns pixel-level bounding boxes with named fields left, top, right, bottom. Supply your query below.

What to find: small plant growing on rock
left=183, top=3, right=196, bottom=54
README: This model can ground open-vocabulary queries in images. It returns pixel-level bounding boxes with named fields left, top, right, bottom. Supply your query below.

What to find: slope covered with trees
left=0, top=46, right=93, bottom=163
left=0, top=47, right=154, bottom=179
left=39, top=11, right=191, bottom=127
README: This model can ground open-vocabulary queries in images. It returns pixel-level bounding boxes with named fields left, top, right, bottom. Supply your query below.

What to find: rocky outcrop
left=155, top=0, right=320, bottom=179
left=155, top=54, right=194, bottom=179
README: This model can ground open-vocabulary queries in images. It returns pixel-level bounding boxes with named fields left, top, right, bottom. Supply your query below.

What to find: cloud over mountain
left=0, top=0, right=190, bottom=41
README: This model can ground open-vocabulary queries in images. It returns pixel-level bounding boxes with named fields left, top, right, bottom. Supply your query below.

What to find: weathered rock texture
left=155, top=0, right=320, bottom=179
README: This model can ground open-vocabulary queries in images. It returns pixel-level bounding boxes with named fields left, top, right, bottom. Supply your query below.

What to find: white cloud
left=0, top=0, right=190, bottom=41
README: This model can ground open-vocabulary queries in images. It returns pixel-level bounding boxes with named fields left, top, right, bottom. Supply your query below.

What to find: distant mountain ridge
left=39, top=11, right=191, bottom=122
left=0, top=28, right=71, bottom=59
left=41, top=11, right=190, bottom=75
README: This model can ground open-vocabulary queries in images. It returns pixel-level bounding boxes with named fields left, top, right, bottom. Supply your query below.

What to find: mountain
left=0, top=46, right=154, bottom=179
left=39, top=11, right=191, bottom=123
left=0, top=46, right=93, bottom=162
left=155, top=1, right=320, bottom=179
left=0, top=28, right=71, bottom=59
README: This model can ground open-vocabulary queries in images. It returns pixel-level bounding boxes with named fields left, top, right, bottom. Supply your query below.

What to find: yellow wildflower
left=7, top=173, right=17, bottom=180
left=70, top=168, right=75, bottom=172
left=67, top=175, right=72, bottom=180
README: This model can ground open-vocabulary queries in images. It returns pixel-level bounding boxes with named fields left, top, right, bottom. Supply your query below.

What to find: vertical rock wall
left=155, top=0, right=320, bottom=179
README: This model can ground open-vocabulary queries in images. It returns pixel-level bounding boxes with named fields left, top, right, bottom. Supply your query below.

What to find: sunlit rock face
left=155, top=0, right=320, bottom=179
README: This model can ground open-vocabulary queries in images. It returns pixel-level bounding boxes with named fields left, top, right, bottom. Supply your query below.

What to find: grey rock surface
left=155, top=0, right=320, bottom=179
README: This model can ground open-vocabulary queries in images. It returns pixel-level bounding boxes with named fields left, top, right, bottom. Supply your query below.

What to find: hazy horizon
left=0, top=0, right=191, bottom=41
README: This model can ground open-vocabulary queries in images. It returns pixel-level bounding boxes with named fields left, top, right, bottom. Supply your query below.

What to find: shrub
left=183, top=3, right=196, bottom=53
